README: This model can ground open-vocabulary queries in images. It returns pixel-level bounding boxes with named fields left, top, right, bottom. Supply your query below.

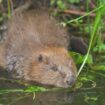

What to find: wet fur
left=0, top=7, right=77, bottom=87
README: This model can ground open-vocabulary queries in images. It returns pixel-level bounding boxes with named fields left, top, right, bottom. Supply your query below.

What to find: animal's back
left=5, top=9, right=70, bottom=55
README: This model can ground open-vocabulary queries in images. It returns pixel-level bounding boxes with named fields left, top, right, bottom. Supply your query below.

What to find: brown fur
left=0, top=44, right=6, bottom=67
left=0, top=9, right=77, bottom=88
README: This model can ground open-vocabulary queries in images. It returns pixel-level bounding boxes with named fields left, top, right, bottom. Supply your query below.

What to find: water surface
left=0, top=70, right=105, bottom=105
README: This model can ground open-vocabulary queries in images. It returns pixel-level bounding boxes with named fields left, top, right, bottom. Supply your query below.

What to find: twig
left=64, top=9, right=96, bottom=17
left=90, top=0, right=96, bottom=8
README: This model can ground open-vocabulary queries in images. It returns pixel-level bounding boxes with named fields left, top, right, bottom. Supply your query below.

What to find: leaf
left=69, top=52, right=93, bottom=64
left=67, top=0, right=80, bottom=3
left=24, top=86, right=48, bottom=92
left=57, top=0, right=66, bottom=10
left=91, top=65, right=105, bottom=71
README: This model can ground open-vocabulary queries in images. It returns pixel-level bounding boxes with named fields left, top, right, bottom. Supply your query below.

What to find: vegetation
left=0, top=0, right=105, bottom=105
left=0, top=0, right=105, bottom=96
left=49, top=0, right=105, bottom=93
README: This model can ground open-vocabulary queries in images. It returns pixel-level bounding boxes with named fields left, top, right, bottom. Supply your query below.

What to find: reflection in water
left=0, top=69, right=105, bottom=105
left=0, top=87, right=75, bottom=105
left=0, top=70, right=75, bottom=105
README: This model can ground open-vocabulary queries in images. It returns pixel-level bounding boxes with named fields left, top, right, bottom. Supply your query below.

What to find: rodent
left=0, top=4, right=77, bottom=88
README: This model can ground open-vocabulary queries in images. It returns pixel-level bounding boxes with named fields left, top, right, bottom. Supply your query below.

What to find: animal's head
left=25, top=46, right=77, bottom=88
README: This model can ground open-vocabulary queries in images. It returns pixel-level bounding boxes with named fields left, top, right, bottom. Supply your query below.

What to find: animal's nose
left=66, top=75, right=76, bottom=86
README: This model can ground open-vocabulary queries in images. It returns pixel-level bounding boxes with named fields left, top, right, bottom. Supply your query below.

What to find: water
left=0, top=70, right=105, bottom=105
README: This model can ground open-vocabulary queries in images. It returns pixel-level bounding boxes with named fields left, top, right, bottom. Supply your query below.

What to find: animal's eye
left=38, top=54, right=43, bottom=62
left=38, top=54, right=49, bottom=64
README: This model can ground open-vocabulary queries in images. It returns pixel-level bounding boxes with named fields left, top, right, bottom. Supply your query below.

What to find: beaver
left=0, top=4, right=77, bottom=88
